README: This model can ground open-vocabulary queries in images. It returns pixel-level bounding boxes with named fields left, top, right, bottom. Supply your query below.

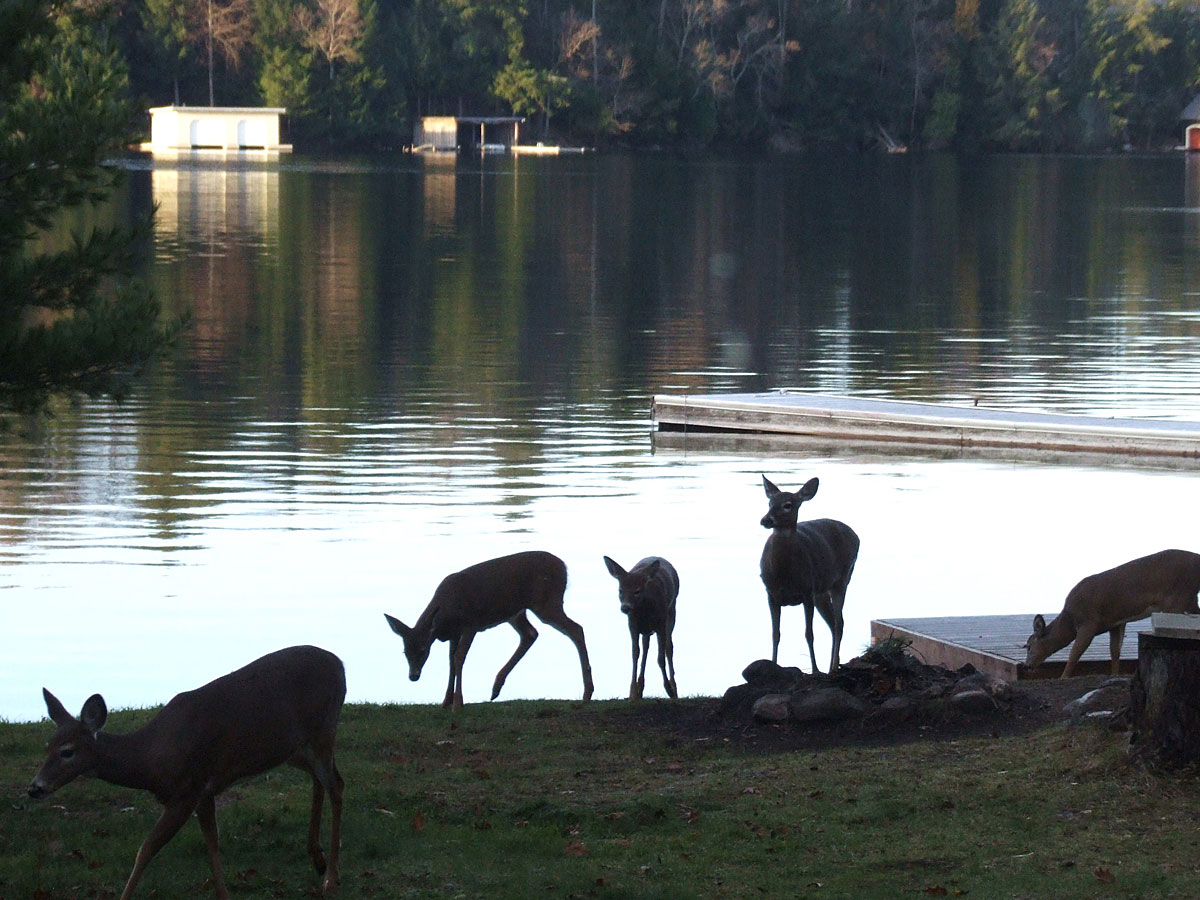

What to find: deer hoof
left=322, top=873, right=340, bottom=896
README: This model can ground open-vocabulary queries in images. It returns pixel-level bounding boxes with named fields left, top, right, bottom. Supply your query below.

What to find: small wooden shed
left=144, top=106, right=292, bottom=152
left=1180, top=95, right=1200, bottom=150
left=414, top=115, right=525, bottom=152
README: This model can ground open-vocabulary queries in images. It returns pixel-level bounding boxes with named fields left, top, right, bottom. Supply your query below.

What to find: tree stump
left=1129, top=632, right=1200, bottom=767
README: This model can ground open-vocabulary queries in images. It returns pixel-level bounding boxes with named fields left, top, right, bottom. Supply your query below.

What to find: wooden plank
left=652, top=392, right=1200, bottom=462
left=870, top=614, right=1156, bottom=681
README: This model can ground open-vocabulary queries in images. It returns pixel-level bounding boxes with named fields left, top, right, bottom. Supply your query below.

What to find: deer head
left=384, top=613, right=434, bottom=680
left=1023, top=614, right=1054, bottom=669
left=29, top=689, right=108, bottom=799
left=603, top=555, right=662, bottom=614
left=760, top=475, right=819, bottom=530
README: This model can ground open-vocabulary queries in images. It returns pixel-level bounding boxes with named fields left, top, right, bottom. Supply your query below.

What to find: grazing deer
left=759, top=475, right=860, bottom=674
left=384, top=550, right=593, bottom=709
left=1024, top=548, right=1200, bottom=678
left=603, top=554, right=680, bottom=699
left=27, top=645, right=345, bottom=900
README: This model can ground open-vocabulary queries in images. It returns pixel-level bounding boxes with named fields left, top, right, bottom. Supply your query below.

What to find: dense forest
left=40, top=0, right=1200, bottom=151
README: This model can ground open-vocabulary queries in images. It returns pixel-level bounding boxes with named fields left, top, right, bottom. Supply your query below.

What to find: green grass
left=3, top=700, right=1200, bottom=899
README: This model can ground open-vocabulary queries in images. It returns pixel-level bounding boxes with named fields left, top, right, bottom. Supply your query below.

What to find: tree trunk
left=1129, top=632, right=1200, bottom=767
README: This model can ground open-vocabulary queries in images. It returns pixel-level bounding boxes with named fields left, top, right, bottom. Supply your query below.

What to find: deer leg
left=1062, top=624, right=1099, bottom=678
left=442, top=636, right=460, bottom=708
left=119, top=800, right=198, bottom=900
left=628, top=623, right=641, bottom=699
left=817, top=589, right=845, bottom=674
left=306, top=775, right=328, bottom=875
left=194, top=795, right=230, bottom=900
left=769, top=599, right=782, bottom=664
left=635, top=632, right=651, bottom=698
left=657, top=628, right=677, bottom=699
left=1108, top=623, right=1127, bottom=676
left=491, top=612, right=538, bottom=701
left=450, top=631, right=476, bottom=709
left=534, top=606, right=594, bottom=701
left=803, top=600, right=821, bottom=675
left=321, top=760, right=344, bottom=895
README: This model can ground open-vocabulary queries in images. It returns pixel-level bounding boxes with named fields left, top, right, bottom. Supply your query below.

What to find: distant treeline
left=106, top=0, right=1200, bottom=151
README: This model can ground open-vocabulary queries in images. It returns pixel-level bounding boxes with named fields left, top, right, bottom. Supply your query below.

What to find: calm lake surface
left=4, top=151, right=1200, bottom=722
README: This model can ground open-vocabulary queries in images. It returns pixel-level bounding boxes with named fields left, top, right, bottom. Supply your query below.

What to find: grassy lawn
left=3, top=699, right=1199, bottom=899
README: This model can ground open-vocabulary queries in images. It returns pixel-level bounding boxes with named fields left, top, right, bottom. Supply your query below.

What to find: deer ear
left=43, top=688, right=73, bottom=726
left=1032, top=614, right=1047, bottom=637
left=603, top=556, right=625, bottom=579
left=80, top=694, right=108, bottom=734
left=798, top=477, right=819, bottom=501
left=762, top=475, right=779, bottom=498
left=385, top=613, right=411, bottom=639
left=645, top=559, right=661, bottom=576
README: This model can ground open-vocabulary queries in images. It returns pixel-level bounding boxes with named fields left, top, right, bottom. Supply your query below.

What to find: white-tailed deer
left=1024, top=548, right=1200, bottom=677
left=384, top=550, right=593, bottom=709
left=603, top=554, right=680, bottom=699
left=27, top=645, right=345, bottom=900
left=759, top=475, right=860, bottom=674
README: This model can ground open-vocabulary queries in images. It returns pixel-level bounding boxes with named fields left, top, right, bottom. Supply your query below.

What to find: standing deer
left=759, top=475, right=860, bottom=674
left=1024, top=548, right=1200, bottom=678
left=27, top=645, right=345, bottom=900
left=603, top=554, right=680, bottom=699
left=384, top=550, right=593, bottom=709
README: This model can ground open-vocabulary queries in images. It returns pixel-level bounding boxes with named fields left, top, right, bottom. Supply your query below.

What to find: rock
left=752, top=693, right=792, bottom=724
left=1064, top=681, right=1130, bottom=722
left=742, top=659, right=803, bottom=685
left=866, top=694, right=917, bottom=726
left=949, top=688, right=996, bottom=715
left=954, top=672, right=1012, bottom=699
left=790, top=687, right=869, bottom=723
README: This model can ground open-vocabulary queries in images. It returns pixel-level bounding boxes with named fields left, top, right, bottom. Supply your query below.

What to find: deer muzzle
left=27, top=779, right=48, bottom=800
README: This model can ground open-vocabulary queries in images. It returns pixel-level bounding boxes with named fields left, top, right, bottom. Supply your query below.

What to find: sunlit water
left=4, top=151, right=1200, bottom=723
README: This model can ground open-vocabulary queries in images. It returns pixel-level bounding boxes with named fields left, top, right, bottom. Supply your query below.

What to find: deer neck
left=93, top=726, right=163, bottom=794
left=1043, top=611, right=1078, bottom=655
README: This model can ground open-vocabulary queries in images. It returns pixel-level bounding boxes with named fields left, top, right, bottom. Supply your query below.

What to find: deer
left=384, top=549, right=593, bottom=709
left=759, top=475, right=860, bottom=674
left=26, top=644, right=345, bottom=900
left=603, top=554, right=681, bottom=699
left=1023, top=548, right=1200, bottom=678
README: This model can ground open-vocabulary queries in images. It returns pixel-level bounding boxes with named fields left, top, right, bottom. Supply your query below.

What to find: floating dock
left=870, top=614, right=1154, bottom=681
left=651, top=392, right=1200, bottom=463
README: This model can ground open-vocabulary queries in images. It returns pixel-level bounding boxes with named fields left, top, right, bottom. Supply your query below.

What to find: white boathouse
left=143, top=106, right=292, bottom=153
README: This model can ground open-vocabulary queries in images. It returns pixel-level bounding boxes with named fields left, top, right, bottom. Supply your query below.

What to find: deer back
left=32, top=646, right=345, bottom=803
left=428, top=550, right=568, bottom=638
left=156, top=645, right=345, bottom=792
left=761, top=518, right=860, bottom=600
left=1063, top=548, right=1200, bottom=627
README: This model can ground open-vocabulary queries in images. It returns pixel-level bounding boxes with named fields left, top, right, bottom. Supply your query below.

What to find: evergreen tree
left=0, top=0, right=173, bottom=418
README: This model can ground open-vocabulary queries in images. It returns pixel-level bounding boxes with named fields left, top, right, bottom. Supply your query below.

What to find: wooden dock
left=870, top=614, right=1155, bottom=681
left=652, top=392, right=1200, bottom=463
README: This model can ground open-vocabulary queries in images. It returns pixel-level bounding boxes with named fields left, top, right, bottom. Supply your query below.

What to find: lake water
left=4, top=151, right=1200, bottom=722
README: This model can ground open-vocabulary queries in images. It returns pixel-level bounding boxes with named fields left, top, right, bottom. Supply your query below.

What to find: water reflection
left=3, top=153, right=1200, bottom=722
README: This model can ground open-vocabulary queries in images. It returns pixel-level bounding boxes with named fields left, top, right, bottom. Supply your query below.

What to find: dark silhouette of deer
left=603, top=554, right=680, bottom=699
left=759, top=475, right=860, bottom=674
left=1024, top=548, right=1200, bottom=677
left=385, top=550, right=594, bottom=709
left=28, top=645, right=346, bottom=900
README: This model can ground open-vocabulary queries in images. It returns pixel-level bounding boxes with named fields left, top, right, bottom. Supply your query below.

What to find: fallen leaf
left=564, top=841, right=587, bottom=857
left=604, top=811, right=626, bottom=821
left=375, top=807, right=395, bottom=817
left=410, top=810, right=425, bottom=832
left=742, top=787, right=759, bottom=795
left=1095, top=866, right=1116, bottom=884
left=922, top=886, right=948, bottom=896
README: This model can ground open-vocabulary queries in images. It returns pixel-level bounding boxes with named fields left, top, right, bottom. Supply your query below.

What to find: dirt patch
left=604, top=654, right=1125, bottom=754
